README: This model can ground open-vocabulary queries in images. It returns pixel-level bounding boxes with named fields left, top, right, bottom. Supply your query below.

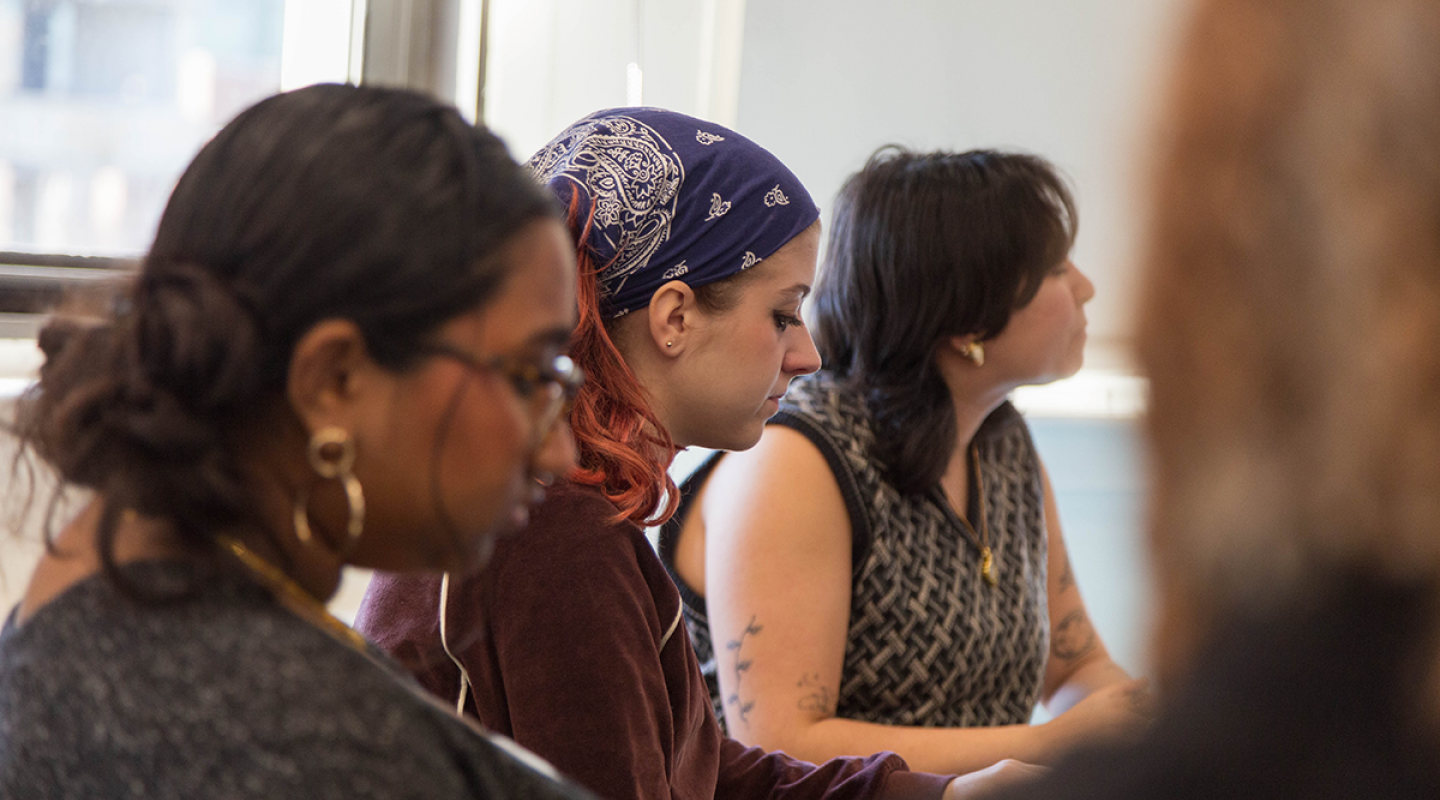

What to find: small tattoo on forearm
left=724, top=615, right=763, bottom=725
left=1058, top=557, right=1076, bottom=593
left=724, top=693, right=756, bottom=724
left=1052, top=610, right=1097, bottom=661
left=796, top=673, right=835, bottom=715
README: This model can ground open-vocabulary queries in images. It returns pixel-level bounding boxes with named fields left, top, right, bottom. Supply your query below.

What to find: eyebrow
left=778, top=283, right=812, bottom=299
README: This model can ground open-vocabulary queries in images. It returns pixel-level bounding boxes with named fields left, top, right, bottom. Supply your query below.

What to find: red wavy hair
left=564, top=196, right=680, bottom=526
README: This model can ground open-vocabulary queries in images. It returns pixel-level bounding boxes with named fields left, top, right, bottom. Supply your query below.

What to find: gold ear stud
left=960, top=341, right=985, bottom=366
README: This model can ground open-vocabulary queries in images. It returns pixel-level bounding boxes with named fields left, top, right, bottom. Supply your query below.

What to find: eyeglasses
left=417, top=342, right=585, bottom=439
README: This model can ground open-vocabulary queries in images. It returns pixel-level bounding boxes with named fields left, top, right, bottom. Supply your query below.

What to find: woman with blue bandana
left=358, top=109, right=1038, bottom=800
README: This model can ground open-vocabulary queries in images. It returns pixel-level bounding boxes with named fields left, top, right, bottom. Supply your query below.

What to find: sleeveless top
left=659, top=371, right=1050, bottom=732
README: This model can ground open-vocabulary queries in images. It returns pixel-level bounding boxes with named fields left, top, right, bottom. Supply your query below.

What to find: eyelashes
left=773, top=312, right=804, bottom=332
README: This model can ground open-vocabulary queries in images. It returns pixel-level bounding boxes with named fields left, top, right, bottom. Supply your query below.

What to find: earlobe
left=948, top=335, right=986, bottom=367
left=286, top=319, right=375, bottom=431
left=647, top=279, right=696, bottom=356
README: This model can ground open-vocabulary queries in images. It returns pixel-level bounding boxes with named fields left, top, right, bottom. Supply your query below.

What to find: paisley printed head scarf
left=527, top=107, right=819, bottom=318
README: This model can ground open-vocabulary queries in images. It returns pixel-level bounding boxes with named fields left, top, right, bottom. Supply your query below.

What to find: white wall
left=734, top=0, right=1191, bottom=364
left=481, top=0, right=748, bottom=163
left=481, top=0, right=1193, bottom=359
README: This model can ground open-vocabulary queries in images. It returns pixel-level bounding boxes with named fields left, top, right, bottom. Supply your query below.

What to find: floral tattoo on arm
left=1057, top=555, right=1077, bottom=593
left=1052, top=610, right=1097, bottom=661
left=725, top=615, right=763, bottom=726
left=797, top=673, right=835, bottom=715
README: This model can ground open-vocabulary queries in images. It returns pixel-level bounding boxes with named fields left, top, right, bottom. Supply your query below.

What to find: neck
left=949, top=385, right=1009, bottom=455
left=936, top=353, right=1013, bottom=456
left=638, top=413, right=683, bottom=466
left=241, top=465, right=347, bottom=603
left=20, top=499, right=206, bottom=623
left=222, top=416, right=352, bottom=604
left=609, top=322, right=688, bottom=456
left=20, top=462, right=344, bottom=630
left=932, top=350, right=1014, bottom=505
left=231, top=530, right=345, bottom=604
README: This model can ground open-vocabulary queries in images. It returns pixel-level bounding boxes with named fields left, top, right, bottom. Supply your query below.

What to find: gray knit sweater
left=0, top=560, right=596, bottom=800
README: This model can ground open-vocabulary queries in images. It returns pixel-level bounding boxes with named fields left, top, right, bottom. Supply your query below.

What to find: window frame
left=0, top=0, right=488, bottom=332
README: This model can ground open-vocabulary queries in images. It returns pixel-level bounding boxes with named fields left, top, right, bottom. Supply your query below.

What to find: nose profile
left=1073, top=263, right=1097, bottom=304
left=786, top=329, right=823, bottom=376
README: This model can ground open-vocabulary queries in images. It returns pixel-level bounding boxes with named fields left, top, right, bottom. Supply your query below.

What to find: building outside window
left=0, top=0, right=285, bottom=258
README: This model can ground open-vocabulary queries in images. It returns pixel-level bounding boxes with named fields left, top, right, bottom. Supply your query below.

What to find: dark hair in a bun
left=14, top=83, right=558, bottom=595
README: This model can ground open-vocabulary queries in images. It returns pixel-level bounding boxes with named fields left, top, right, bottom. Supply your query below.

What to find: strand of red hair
left=563, top=194, right=681, bottom=526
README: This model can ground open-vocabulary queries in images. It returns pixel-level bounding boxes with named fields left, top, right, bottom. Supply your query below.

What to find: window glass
left=0, top=0, right=287, bottom=256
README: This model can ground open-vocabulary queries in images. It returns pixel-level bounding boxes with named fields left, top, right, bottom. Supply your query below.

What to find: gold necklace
left=955, top=445, right=997, bottom=587
left=216, top=535, right=502, bottom=735
left=118, top=508, right=370, bottom=643
left=216, top=535, right=371, bottom=654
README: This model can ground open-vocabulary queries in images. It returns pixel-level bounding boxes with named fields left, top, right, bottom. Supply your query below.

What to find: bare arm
left=1037, top=461, right=1133, bottom=711
left=1030, top=462, right=1152, bottom=751
left=699, top=426, right=1134, bottom=774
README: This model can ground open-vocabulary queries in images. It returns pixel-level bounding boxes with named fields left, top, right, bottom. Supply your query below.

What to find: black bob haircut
left=813, top=146, right=1077, bottom=494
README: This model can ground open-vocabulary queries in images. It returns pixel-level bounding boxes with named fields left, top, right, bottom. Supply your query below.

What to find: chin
left=697, top=424, right=766, bottom=453
left=728, top=431, right=766, bottom=453
left=434, top=528, right=502, bottom=577
left=735, top=411, right=775, bottom=450
left=462, top=533, right=500, bottom=575
left=1042, top=351, right=1086, bottom=384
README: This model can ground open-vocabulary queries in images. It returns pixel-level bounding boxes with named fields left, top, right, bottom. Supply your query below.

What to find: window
left=0, top=0, right=291, bottom=257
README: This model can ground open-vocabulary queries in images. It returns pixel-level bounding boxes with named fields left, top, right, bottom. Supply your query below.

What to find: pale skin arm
left=697, top=425, right=1148, bottom=775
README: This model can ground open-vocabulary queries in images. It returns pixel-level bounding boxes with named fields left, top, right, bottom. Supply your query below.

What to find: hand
left=1041, top=677, right=1154, bottom=757
left=943, top=760, right=1049, bottom=800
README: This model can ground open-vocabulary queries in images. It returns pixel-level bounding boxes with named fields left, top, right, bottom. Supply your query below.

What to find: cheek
left=744, top=323, right=788, bottom=371
left=436, top=387, right=531, bottom=494
left=1021, top=296, right=1077, bottom=346
left=374, top=377, right=531, bottom=541
left=728, top=328, right=788, bottom=399
left=398, top=382, right=478, bottom=469
left=677, top=326, right=781, bottom=446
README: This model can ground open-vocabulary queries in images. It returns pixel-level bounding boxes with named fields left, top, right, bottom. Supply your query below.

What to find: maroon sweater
left=356, top=481, right=951, bottom=800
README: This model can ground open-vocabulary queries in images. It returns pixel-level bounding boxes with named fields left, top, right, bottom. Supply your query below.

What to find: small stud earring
left=960, top=341, right=985, bottom=367
left=666, top=341, right=674, bottom=348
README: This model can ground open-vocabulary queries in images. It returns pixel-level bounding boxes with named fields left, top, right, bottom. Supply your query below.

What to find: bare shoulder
left=706, top=425, right=834, bottom=496
left=701, top=425, right=849, bottom=547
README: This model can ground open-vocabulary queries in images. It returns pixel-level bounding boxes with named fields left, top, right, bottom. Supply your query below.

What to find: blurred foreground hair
left=1140, top=0, right=1440, bottom=669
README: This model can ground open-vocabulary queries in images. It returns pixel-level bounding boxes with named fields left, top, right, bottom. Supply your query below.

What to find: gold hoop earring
left=960, top=341, right=985, bottom=367
left=293, top=426, right=365, bottom=555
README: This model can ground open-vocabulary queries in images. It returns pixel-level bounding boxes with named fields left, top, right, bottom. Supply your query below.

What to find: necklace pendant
left=980, top=547, right=997, bottom=587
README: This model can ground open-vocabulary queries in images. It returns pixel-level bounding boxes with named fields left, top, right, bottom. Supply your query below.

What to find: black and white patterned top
left=660, top=371, right=1050, bottom=732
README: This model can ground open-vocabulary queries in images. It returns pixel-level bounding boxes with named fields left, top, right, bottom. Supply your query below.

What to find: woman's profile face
left=665, top=224, right=824, bottom=451
left=981, top=258, right=1095, bottom=386
left=351, top=219, right=579, bottom=573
